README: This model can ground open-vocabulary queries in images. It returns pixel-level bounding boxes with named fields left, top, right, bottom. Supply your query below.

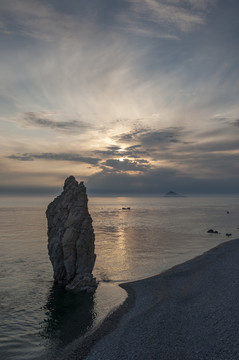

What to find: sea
left=1, top=195, right=239, bottom=360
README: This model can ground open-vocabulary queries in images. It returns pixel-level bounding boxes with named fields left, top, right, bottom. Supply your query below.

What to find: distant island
left=164, top=191, right=185, bottom=197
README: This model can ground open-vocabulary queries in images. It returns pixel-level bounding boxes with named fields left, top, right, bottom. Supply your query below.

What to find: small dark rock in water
left=226, top=211, right=230, bottom=214
left=226, top=233, right=232, bottom=237
left=207, top=229, right=219, bottom=234
left=46, top=176, right=97, bottom=293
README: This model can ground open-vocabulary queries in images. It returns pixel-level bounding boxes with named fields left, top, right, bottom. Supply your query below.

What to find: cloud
left=185, top=0, right=217, bottom=11
left=12, top=112, right=90, bottom=132
left=0, top=1, right=231, bottom=131
left=121, top=0, right=217, bottom=38
left=102, top=158, right=150, bottom=172
left=0, top=0, right=217, bottom=43
left=186, top=140, right=239, bottom=153
left=116, top=127, right=184, bottom=148
left=94, top=144, right=147, bottom=159
left=109, top=122, right=239, bottom=181
left=139, top=129, right=182, bottom=146
left=118, top=16, right=180, bottom=40
left=0, top=0, right=79, bottom=42
left=7, top=153, right=100, bottom=165
left=115, top=129, right=146, bottom=142
left=127, top=144, right=142, bottom=150
left=87, top=165, right=239, bottom=195
left=0, top=185, right=58, bottom=196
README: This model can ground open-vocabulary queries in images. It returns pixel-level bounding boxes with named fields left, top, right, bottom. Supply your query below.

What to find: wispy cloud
left=122, top=0, right=217, bottom=38
left=0, top=0, right=79, bottom=41
left=186, top=0, right=217, bottom=11
left=11, top=112, right=90, bottom=132
left=7, top=152, right=100, bottom=165
left=118, top=16, right=180, bottom=40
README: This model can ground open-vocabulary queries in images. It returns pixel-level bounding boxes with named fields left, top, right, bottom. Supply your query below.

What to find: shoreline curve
left=65, top=237, right=239, bottom=360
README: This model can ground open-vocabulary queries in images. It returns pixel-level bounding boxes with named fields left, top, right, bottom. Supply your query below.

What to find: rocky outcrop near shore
left=46, top=176, right=97, bottom=293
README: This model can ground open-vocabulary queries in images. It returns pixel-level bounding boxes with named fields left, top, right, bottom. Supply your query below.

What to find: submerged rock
left=46, top=176, right=97, bottom=293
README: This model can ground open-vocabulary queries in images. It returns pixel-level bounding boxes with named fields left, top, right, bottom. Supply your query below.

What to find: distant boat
left=122, top=207, right=131, bottom=210
left=164, top=191, right=185, bottom=197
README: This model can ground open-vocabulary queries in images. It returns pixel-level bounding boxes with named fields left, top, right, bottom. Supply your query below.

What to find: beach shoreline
left=65, top=238, right=239, bottom=360
left=61, top=282, right=136, bottom=360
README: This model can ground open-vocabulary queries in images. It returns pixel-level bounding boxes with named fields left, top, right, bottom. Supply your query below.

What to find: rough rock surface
left=46, top=176, right=97, bottom=293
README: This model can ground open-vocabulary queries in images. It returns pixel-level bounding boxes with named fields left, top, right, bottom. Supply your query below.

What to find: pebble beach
left=66, top=237, right=239, bottom=360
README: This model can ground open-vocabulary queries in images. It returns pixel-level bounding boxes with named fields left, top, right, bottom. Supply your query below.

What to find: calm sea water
left=1, top=195, right=239, bottom=359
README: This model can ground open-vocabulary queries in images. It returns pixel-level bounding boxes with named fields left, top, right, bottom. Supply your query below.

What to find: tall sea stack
left=46, top=176, right=97, bottom=293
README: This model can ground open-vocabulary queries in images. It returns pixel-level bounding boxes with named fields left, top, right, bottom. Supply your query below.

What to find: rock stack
left=46, top=176, right=97, bottom=293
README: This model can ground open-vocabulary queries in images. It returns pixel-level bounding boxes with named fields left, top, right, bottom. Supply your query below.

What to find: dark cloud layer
left=95, top=144, right=147, bottom=159
left=8, top=152, right=100, bottom=165
left=87, top=167, right=239, bottom=195
left=102, top=158, right=150, bottom=172
left=116, top=127, right=183, bottom=148
left=0, top=185, right=58, bottom=196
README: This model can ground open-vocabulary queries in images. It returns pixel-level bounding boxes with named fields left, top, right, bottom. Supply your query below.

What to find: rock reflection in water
left=40, top=284, right=96, bottom=347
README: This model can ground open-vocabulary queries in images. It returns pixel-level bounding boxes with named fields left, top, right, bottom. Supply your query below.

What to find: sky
left=0, top=0, right=239, bottom=195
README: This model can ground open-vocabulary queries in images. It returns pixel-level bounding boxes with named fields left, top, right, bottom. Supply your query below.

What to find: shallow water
left=0, top=195, right=239, bottom=359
